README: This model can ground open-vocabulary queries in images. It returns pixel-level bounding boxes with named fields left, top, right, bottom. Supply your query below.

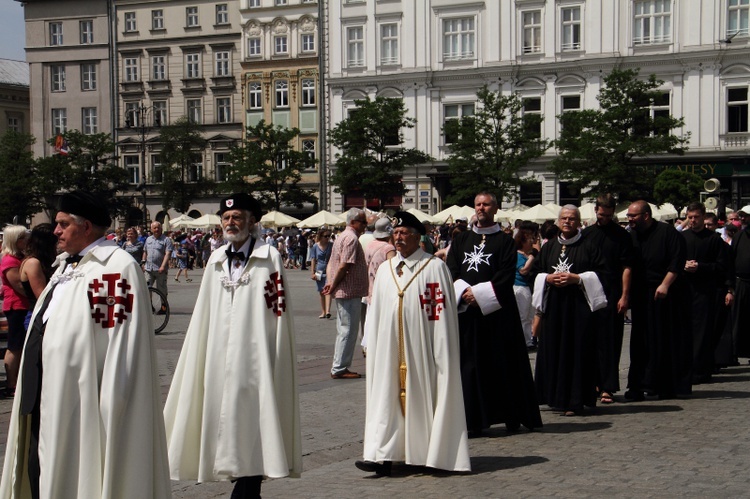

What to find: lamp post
left=126, top=102, right=161, bottom=227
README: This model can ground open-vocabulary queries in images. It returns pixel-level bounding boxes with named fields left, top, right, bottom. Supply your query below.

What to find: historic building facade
left=0, top=59, right=30, bottom=136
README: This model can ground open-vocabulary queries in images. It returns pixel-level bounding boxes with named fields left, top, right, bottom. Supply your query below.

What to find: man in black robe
left=447, top=192, right=542, bottom=436
left=532, top=205, right=608, bottom=416
left=625, top=200, right=692, bottom=400
left=732, top=209, right=750, bottom=360
left=703, top=214, right=736, bottom=368
left=582, top=194, right=633, bottom=404
left=682, top=202, right=733, bottom=384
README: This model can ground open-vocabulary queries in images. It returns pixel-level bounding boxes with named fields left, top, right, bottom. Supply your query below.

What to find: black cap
left=391, top=211, right=426, bottom=235
left=58, top=190, right=111, bottom=227
left=219, top=193, right=263, bottom=219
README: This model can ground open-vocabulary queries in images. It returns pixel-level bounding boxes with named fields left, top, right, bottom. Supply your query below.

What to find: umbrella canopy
left=169, top=214, right=197, bottom=229
left=162, top=214, right=171, bottom=231
left=494, top=209, right=514, bottom=223
left=260, top=210, right=301, bottom=228
left=543, top=202, right=562, bottom=214
left=192, top=213, right=222, bottom=228
left=740, top=205, right=750, bottom=214
left=337, top=207, right=377, bottom=222
left=297, top=210, right=346, bottom=229
left=406, top=208, right=437, bottom=224
left=656, top=203, right=679, bottom=220
left=432, top=205, right=475, bottom=224
left=579, top=202, right=597, bottom=223
left=616, top=202, right=672, bottom=222
left=513, top=204, right=558, bottom=223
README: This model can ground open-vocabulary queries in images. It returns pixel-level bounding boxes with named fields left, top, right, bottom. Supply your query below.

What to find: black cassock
left=531, top=235, right=607, bottom=412
left=732, top=228, right=750, bottom=358
left=582, top=222, right=634, bottom=394
left=447, top=228, right=542, bottom=432
left=628, top=222, right=692, bottom=398
left=682, top=228, right=731, bottom=381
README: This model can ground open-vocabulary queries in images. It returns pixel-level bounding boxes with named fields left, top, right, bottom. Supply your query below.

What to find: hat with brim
left=219, top=193, right=263, bottom=220
left=58, top=190, right=111, bottom=227
left=391, top=211, right=426, bottom=235
left=372, top=217, right=393, bottom=239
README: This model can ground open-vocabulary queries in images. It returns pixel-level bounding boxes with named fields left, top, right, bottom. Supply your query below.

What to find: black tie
left=65, top=254, right=83, bottom=267
left=226, top=249, right=246, bottom=262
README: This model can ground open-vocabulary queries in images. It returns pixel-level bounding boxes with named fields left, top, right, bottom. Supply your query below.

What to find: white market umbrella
left=192, top=213, right=222, bottom=228
left=260, top=210, right=301, bottom=228
left=579, top=202, right=597, bottom=224
left=740, top=205, right=750, bottom=214
left=406, top=208, right=437, bottom=224
left=513, top=204, right=558, bottom=223
left=297, top=210, right=346, bottom=229
left=544, top=202, right=562, bottom=214
left=337, top=207, right=377, bottom=222
left=616, top=202, right=668, bottom=221
left=494, top=209, right=514, bottom=223
left=162, top=214, right=171, bottom=231
left=169, top=214, right=196, bottom=229
left=432, top=205, right=474, bottom=224
left=655, top=203, right=679, bottom=221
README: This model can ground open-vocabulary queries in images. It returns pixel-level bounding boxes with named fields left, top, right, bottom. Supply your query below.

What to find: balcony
left=721, top=133, right=750, bottom=148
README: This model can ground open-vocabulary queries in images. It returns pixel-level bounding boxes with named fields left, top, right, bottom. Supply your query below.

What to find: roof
left=0, top=59, right=29, bottom=87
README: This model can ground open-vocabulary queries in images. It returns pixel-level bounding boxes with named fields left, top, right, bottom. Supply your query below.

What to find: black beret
left=219, top=193, right=263, bottom=219
left=391, top=211, right=426, bottom=235
left=58, top=190, right=111, bottom=227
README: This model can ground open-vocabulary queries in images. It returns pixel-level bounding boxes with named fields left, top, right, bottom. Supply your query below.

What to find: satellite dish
left=705, top=197, right=719, bottom=210
left=704, top=178, right=720, bottom=193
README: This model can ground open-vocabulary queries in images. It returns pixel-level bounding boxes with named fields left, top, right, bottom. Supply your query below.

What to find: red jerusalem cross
left=263, top=271, right=286, bottom=317
left=88, top=273, right=134, bottom=328
left=419, top=282, right=445, bottom=321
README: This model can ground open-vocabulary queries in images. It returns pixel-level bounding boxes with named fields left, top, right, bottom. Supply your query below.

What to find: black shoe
left=623, top=389, right=645, bottom=402
left=355, top=460, right=392, bottom=476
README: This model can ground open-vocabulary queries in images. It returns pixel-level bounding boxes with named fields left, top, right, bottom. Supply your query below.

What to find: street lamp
left=126, top=102, right=162, bottom=226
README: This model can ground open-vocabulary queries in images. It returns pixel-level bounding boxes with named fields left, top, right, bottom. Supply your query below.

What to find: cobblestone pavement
left=2, top=267, right=750, bottom=498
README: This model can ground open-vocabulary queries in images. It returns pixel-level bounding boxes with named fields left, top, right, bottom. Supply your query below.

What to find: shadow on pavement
left=690, top=389, right=750, bottom=399
left=707, top=375, right=750, bottom=384
left=469, top=455, right=548, bottom=474
left=595, top=404, right=683, bottom=415
left=537, top=421, right=613, bottom=434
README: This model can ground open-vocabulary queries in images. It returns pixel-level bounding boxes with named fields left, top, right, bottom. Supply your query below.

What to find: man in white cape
left=356, top=211, right=471, bottom=476
left=164, top=193, right=301, bottom=498
left=0, top=190, right=171, bottom=499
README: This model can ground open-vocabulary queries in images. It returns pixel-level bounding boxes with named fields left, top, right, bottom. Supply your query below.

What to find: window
left=187, top=98, right=202, bottom=123
left=276, top=0, right=288, bottom=5
left=124, top=57, right=139, bottom=82
left=248, top=81, right=262, bottom=109
left=51, top=65, right=66, bottom=92
left=247, top=37, right=261, bottom=56
left=215, top=153, right=229, bottom=181
left=217, top=97, right=232, bottom=123
left=216, top=4, right=229, bottom=25
left=186, top=7, right=199, bottom=27
left=125, top=102, right=140, bottom=127
left=522, top=97, right=542, bottom=138
left=185, top=53, right=200, bottom=78
left=302, top=140, right=316, bottom=162
left=523, top=10, right=542, bottom=54
left=443, top=103, right=474, bottom=144
left=7, top=117, right=20, bottom=132
left=152, top=55, right=166, bottom=80
left=125, top=12, right=137, bottom=32
left=275, top=80, right=289, bottom=108
left=125, top=156, right=140, bottom=184
left=49, top=22, right=63, bottom=46
left=559, top=95, right=581, bottom=131
left=301, top=78, right=315, bottom=106
left=633, top=0, right=671, bottom=45
left=347, top=27, right=364, bottom=67
left=275, top=36, right=288, bottom=55
left=728, top=87, right=748, bottom=133
left=52, top=108, right=67, bottom=135
left=80, top=20, right=93, bottom=44
left=380, top=24, right=399, bottom=65
left=561, top=7, right=581, bottom=50
left=215, top=51, right=230, bottom=76
left=153, top=100, right=167, bottom=126
left=82, top=107, right=98, bottom=134
left=443, top=18, right=475, bottom=61
left=152, top=10, right=164, bottom=30
left=301, top=33, right=315, bottom=52
left=729, top=0, right=750, bottom=37
left=189, top=154, right=203, bottom=182
left=151, top=154, right=163, bottom=183
left=248, top=0, right=260, bottom=6
left=81, top=63, right=97, bottom=91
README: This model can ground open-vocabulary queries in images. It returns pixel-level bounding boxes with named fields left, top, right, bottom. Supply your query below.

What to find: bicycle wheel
left=149, top=287, right=170, bottom=334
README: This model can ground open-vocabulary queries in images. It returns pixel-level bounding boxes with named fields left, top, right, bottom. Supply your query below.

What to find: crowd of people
left=0, top=189, right=748, bottom=497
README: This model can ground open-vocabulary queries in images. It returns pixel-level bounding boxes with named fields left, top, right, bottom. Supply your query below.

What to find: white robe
left=363, top=248, right=471, bottom=472
left=0, top=240, right=171, bottom=499
left=163, top=239, right=302, bottom=482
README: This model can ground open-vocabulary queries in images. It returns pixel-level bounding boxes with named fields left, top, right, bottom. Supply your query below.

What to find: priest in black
left=625, top=200, right=692, bottom=400
left=532, top=206, right=608, bottom=416
left=682, top=202, right=733, bottom=384
left=447, top=192, right=542, bottom=435
left=582, top=194, right=633, bottom=404
left=732, top=210, right=750, bottom=359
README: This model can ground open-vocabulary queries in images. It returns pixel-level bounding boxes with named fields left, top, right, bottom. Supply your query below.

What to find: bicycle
left=149, top=286, right=170, bottom=334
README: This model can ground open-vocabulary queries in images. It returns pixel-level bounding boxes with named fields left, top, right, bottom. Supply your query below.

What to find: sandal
left=600, top=392, right=614, bottom=404
left=318, top=314, right=326, bottom=319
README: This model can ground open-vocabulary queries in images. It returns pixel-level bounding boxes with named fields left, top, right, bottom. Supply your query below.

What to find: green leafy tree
left=224, top=121, right=317, bottom=211
left=328, top=96, right=431, bottom=210
left=445, top=86, right=551, bottom=205
left=653, top=169, right=704, bottom=216
left=156, top=117, right=215, bottom=213
left=553, top=68, right=690, bottom=201
left=0, top=130, right=39, bottom=224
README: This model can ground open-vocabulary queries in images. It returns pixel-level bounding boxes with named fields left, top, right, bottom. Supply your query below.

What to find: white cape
left=164, top=240, right=302, bottom=482
left=0, top=241, right=171, bottom=499
left=363, top=249, right=471, bottom=472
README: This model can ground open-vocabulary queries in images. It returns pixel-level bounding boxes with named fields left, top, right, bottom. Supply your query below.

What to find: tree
left=444, top=86, right=551, bottom=205
left=653, top=169, right=704, bottom=216
left=328, top=96, right=431, bottom=210
left=156, top=117, right=215, bottom=213
left=0, top=130, right=39, bottom=224
left=223, top=121, right=317, bottom=212
left=553, top=68, right=690, bottom=201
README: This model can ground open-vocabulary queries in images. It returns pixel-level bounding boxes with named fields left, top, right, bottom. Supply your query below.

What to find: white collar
left=558, top=229, right=583, bottom=246
left=396, top=248, right=427, bottom=269
left=472, top=223, right=501, bottom=235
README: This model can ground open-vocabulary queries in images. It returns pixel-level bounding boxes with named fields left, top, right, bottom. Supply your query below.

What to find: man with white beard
left=164, top=193, right=301, bottom=499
